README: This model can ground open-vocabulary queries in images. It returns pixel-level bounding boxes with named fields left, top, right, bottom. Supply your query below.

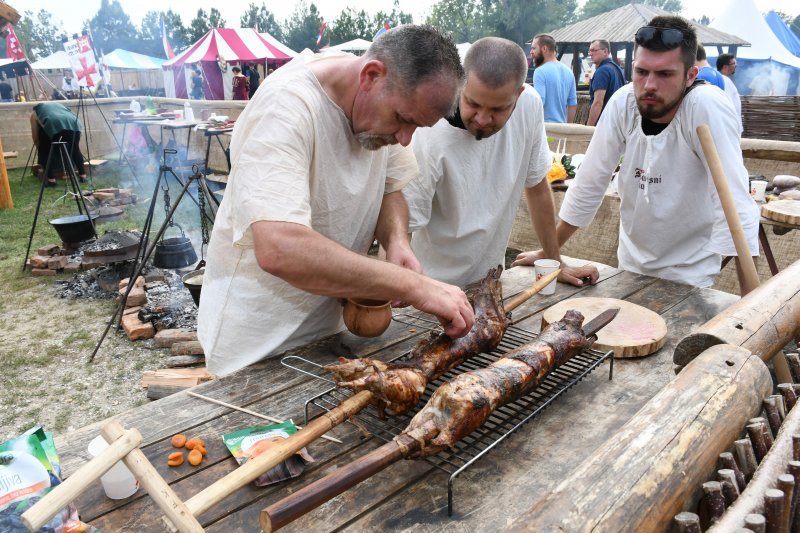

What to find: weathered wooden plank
left=514, top=345, right=772, bottom=532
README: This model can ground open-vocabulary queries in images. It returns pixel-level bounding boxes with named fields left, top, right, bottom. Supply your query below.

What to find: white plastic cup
left=751, top=180, right=767, bottom=202
left=87, top=435, right=139, bottom=499
left=534, top=259, right=560, bottom=296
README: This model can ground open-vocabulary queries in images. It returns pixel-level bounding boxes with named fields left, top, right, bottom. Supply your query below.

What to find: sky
left=18, top=0, right=800, bottom=38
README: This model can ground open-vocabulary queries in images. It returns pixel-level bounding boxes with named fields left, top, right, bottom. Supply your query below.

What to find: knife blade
left=582, top=308, right=620, bottom=339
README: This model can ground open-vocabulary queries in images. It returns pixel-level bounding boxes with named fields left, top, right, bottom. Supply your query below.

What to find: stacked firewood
left=675, top=352, right=800, bottom=532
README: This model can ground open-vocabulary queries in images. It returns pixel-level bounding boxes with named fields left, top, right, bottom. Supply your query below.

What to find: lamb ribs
left=324, top=265, right=510, bottom=415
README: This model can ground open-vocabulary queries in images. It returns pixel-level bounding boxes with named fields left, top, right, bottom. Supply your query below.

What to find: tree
left=240, top=3, right=282, bottom=39
left=284, top=1, right=323, bottom=52
left=138, top=11, right=165, bottom=58
left=163, top=10, right=190, bottom=53
left=372, top=0, right=414, bottom=35
left=580, top=0, right=683, bottom=20
left=328, top=7, right=372, bottom=43
left=209, top=8, right=226, bottom=30
left=188, top=9, right=211, bottom=44
left=694, top=15, right=711, bottom=27
left=5, top=9, right=64, bottom=60
left=426, top=0, right=496, bottom=43
left=87, top=0, right=138, bottom=54
left=493, top=0, right=579, bottom=44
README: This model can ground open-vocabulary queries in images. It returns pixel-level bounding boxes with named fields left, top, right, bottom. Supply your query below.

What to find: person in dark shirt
left=587, top=39, right=626, bottom=126
left=30, top=103, right=86, bottom=186
left=0, top=79, right=13, bottom=102
left=247, top=61, right=260, bottom=99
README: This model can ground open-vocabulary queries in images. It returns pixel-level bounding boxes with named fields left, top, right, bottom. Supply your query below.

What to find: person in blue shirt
left=695, top=44, right=725, bottom=89
left=531, top=33, right=577, bottom=123
left=587, top=39, right=625, bottom=126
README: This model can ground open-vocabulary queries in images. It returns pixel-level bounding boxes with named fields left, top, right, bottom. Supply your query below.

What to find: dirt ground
left=0, top=277, right=169, bottom=443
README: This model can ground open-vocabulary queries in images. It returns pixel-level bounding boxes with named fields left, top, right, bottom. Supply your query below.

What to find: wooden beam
left=511, top=344, right=772, bottom=532
left=673, top=259, right=800, bottom=366
left=741, top=138, right=800, bottom=163
left=0, top=136, right=13, bottom=209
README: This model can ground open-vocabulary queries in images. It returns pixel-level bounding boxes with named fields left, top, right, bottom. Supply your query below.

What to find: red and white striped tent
left=163, top=28, right=296, bottom=100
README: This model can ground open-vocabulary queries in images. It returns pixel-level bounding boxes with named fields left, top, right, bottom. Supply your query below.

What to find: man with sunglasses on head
left=547, top=16, right=759, bottom=289
left=404, top=37, right=598, bottom=288
left=586, top=39, right=626, bottom=126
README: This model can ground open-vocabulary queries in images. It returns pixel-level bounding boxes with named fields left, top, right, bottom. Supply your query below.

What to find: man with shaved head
left=405, top=36, right=598, bottom=289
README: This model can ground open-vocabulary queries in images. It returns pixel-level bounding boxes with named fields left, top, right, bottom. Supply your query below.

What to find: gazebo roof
left=549, top=3, right=749, bottom=47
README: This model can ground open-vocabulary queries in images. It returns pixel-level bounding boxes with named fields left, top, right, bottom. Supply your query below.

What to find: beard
left=355, top=133, right=397, bottom=151
left=636, top=88, right=686, bottom=120
left=533, top=53, right=544, bottom=67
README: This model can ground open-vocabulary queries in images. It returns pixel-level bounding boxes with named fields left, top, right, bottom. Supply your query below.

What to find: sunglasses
left=635, top=26, right=686, bottom=50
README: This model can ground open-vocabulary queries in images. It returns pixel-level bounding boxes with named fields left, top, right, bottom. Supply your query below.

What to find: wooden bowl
left=343, top=298, right=392, bottom=337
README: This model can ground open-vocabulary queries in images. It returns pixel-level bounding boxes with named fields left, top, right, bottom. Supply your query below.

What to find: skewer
left=703, top=481, right=726, bottom=526
left=764, top=488, right=785, bottom=533
left=503, top=269, right=560, bottom=313
left=788, top=461, right=800, bottom=532
left=744, top=513, right=766, bottom=533
left=748, top=422, right=770, bottom=463
left=735, top=438, right=760, bottom=481
left=185, top=391, right=343, bottom=444
left=674, top=512, right=701, bottom=533
left=718, top=469, right=740, bottom=505
left=777, top=474, right=794, bottom=533
left=778, top=384, right=797, bottom=411
left=719, top=451, right=747, bottom=492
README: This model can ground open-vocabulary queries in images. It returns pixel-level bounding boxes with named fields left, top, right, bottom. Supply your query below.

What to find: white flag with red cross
left=63, top=35, right=100, bottom=89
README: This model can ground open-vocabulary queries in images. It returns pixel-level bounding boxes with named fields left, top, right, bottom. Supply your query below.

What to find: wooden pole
left=183, top=389, right=373, bottom=518
left=0, top=136, right=14, bottom=209
left=22, top=428, right=142, bottom=532
left=510, top=344, right=772, bottom=532
left=696, top=124, right=760, bottom=294
left=503, top=269, right=559, bottom=313
left=673, top=259, right=800, bottom=366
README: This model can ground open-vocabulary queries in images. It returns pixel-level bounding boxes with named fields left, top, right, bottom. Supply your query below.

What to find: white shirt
left=198, top=52, right=418, bottom=376
left=560, top=83, right=759, bottom=288
left=722, top=74, right=743, bottom=134
left=406, top=86, right=551, bottom=287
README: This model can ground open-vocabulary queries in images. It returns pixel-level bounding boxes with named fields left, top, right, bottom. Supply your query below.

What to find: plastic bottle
left=146, top=95, right=156, bottom=114
left=129, top=99, right=141, bottom=113
left=183, top=101, right=195, bottom=121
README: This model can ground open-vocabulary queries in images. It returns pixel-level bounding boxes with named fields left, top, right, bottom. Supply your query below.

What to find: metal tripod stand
left=88, top=154, right=218, bottom=362
left=22, top=140, right=97, bottom=270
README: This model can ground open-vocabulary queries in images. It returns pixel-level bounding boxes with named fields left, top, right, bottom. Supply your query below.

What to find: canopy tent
left=764, top=11, right=800, bottom=58
left=103, top=49, right=166, bottom=70
left=162, top=28, right=296, bottom=100
left=710, top=0, right=800, bottom=95
left=328, top=38, right=372, bottom=54
left=30, top=50, right=71, bottom=70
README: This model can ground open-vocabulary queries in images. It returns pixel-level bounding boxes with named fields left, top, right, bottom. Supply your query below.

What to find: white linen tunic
left=405, top=87, right=551, bottom=287
left=198, top=53, right=417, bottom=376
left=560, top=83, right=759, bottom=288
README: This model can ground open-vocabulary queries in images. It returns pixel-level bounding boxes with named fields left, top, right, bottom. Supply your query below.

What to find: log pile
left=673, top=352, right=800, bottom=532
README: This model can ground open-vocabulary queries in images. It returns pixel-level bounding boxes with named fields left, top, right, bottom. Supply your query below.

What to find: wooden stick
left=765, top=398, right=784, bottom=437
left=101, top=420, right=204, bottom=533
left=735, top=438, right=760, bottom=482
left=718, top=469, right=740, bottom=505
left=788, top=353, right=800, bottom=383
left=720, top=451, right=747, bottom=492
left=183, top=389, right=373, bottom=519
left=765, top=488, right=786, bottom=533
left=260, top=439, right=409, bottom=532
left=778, top=474, right=795, bottom=533
left=772, top=395, right=787, bottom=421
left=788, top=461, right=800, bottom=533
left=696, top=124, right=759, bottom=294
left=779, top=384, right=798, bottom=411
left=704, top=481, right=726, bottom=526
left=503, top=269, right=560, bottom=313
left=749, top=422, right=770, bottom=463
left=744, top=513, right=766, bottom=533
left=22, top=428, right=142, bottom=532
left=794, top=435, right=800, bottom=463
left=674, top=511, right=702, bottom=533
left=185, top=390, right=342, bottom=444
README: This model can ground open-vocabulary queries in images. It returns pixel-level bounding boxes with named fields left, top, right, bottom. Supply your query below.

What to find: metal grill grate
left=282, top=318, right=613, bottom=516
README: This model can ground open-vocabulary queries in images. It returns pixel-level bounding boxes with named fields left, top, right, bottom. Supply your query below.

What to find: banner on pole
left=63, top=35, right=100, bottom=88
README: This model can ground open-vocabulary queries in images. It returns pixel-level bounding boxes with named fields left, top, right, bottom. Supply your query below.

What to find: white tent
left=710, top=0, right=800, bottom=95
left=103, top=49, right=166, bottom=70
left=329, top=38, right=372, bottom=53
left=30, top=50, right=71, bottom=70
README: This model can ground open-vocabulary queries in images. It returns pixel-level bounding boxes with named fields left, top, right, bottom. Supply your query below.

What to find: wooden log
left=675, top=511, right=702, bottom=532
left=709, top=390, right=800, bottom=531
left=21, top=428, right=142, bottom=531
left=704, top=481, right=727, bottom=527
left=788, top=461, right=800, bottom=533
left=737, top=439, right=761, bottom=482
left=779, top=384, right=798, bottom=412
left=778, top=474, right=795, bottom=533
left=673, top=259, right=800, bottom=366
left=766, top=398, right=784, bottom=437
left=721, top=451, right=748, bottom=492
left=503, top=269, right=560, bottom=313
left=183, top=390, right=373, bottom=519
left=720, top=469, right=741, bottom=505
left=745, top=513, right=767, bottom=533
left=789, top=354, right=800, bottom=383
left=765, top=488, right=786, bottom=533
left=741, top=138, right=800, bottom=163
left=0, top=136, right=13, bottom=209
left=773, top=395, right=787, bottom=421
left=509, top=344, right=771, bottom=532
left=749, top=423, right=771, bottom=463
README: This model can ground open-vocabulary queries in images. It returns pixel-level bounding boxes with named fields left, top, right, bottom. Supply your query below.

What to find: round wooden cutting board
left=542, top=297, right=667, bottom=358
left=762, top=199, right=800, bottom=225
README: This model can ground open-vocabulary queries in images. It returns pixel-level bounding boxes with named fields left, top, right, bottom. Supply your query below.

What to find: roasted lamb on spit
left=261, top=307, right=618, bottom=531
left=324, top=265, right=510, bottom=415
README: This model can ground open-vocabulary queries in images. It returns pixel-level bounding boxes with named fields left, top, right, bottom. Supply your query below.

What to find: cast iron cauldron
left=182, top=261, right=205, bottom=306
left=152, top=224, right=197, bottom=269
left=49, top=214, right=99, bottom=244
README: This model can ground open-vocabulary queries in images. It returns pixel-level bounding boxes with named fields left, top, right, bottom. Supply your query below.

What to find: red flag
left=161, top=17, right=175, bottom=59
left=316, top=21, right=327, bottom=46
left=6, top=26, right=25, bottom=60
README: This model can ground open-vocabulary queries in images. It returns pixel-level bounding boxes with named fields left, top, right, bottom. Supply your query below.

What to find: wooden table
left=55, top=263, right=739, bottom=531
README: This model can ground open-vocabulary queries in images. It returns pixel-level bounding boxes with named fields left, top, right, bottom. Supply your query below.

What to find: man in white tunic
left=198, top=26, right=474, bottom=377
left=716, top=53, right=743, bottom=134
left=553, top=16, right=759, bottom=288
left=406, top=37, right=597, bottom=288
